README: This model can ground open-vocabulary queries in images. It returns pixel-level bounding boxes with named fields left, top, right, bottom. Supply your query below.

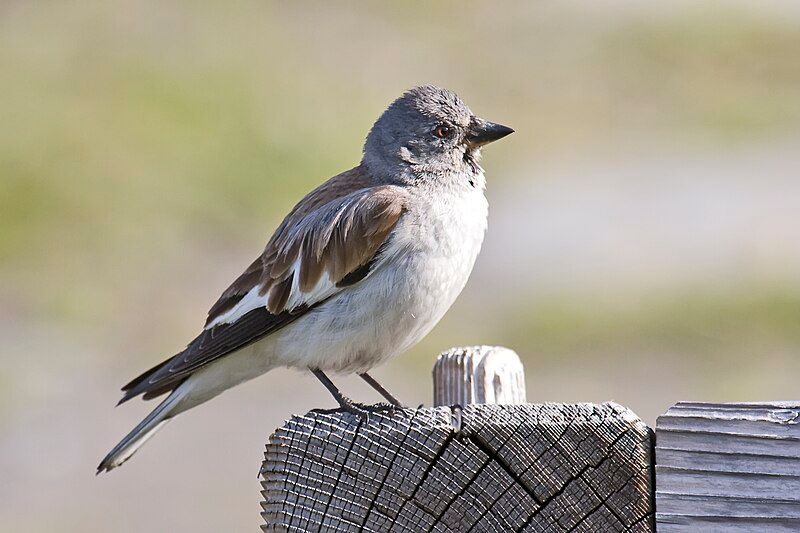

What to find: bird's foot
left=340, top=401, right=403, bottom=419
left=339, top=399, right=370, bottom=420
left=309, top=369, right=406, bottom=419
left=310, top=394, right=370, bottom=419
left=311, top=401, right=402, bottom=420
left=354, top=401, right=403, bottom=413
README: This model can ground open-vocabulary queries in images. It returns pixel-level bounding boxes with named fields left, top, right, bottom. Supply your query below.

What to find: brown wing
left=119, top=167, right=407, bottom=403
left=203, top=166, right=373, bottom=324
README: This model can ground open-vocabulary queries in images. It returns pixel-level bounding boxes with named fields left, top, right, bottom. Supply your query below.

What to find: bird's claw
left=343, top=401, right=403, bottom=419
left=358, top=401, right=404, bottom=413
left=312, top=401, right=404, bottom=420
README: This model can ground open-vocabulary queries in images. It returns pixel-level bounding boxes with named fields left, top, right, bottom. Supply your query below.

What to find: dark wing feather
left=120, top=304, right=309, bottom=403
left=204, top=256, right=264, bottom=326
left=119, top=166, right=407, bottom=403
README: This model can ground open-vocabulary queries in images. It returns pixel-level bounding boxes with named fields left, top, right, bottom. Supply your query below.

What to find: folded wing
left=120, top=173, right=407, bottom=403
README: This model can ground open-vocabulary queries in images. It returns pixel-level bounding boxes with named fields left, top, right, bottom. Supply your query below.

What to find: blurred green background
left=2, top=1, right=800, bottom=531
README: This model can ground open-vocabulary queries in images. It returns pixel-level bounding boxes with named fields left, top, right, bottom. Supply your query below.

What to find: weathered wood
left=433, top=345, right=527, bottom=407
left=655, top=401, right=800, bottom=532
left=261, top=403, right=654, bottom=532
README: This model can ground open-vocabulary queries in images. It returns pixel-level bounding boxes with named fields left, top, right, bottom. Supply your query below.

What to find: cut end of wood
left=433, top=345, right=526, bottom=407
left=261, top=403, right=654, bottom=532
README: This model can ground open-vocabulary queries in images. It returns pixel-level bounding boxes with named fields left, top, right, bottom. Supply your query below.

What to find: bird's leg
left=310, top=369, right=367, bottom=418
left=359, top=372, right=404, bottom=408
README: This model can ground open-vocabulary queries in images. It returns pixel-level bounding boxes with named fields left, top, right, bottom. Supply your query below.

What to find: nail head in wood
left=433, top=345, right=526, bottom=407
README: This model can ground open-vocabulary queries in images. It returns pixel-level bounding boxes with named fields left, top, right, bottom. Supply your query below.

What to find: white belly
left=271, top=184, right=489, bottom=373
left=179, top=183, right=488, bottom=410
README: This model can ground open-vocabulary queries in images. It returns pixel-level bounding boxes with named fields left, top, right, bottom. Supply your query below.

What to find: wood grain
left=261, top=403, right=654, bottom=532
left=655, top=401, right=800, bottom=532
left=433, top=346, right=527, bottom=407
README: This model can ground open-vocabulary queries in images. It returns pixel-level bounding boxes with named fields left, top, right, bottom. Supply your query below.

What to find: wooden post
left=260, top=346, right=655, bottom=531
left=655, top=401, right=800, bottom=532
left=433, top=345, right=527, bottom=406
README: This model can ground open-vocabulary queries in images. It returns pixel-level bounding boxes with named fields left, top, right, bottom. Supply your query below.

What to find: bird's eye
left=433, top=125, right=452, bottom=139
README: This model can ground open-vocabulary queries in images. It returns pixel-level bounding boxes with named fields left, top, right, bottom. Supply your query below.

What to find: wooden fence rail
left=260, top=346, right=798, bottom=532
left=656, top=401, right=800, bottom=532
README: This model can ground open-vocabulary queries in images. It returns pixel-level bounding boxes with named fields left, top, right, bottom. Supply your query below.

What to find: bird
left=97, top=85, right=513, bottom=473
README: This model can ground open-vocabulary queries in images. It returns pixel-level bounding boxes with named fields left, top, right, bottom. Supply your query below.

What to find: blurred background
left=2, top=0, right=799, bottom=530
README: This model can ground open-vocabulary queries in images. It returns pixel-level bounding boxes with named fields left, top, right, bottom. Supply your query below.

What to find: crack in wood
left=320, top=417, right=365, bottom=523
left=388, top=431, right=455, bottom=528
left=426, top=448, right=492, bottom=532
left=261, top=403, right=653, bottom=532
left=517, top=457, right=610, bottom=532
left=358, top=410, right=421, bottom=531
left=466, top=433, right=544, bottom=506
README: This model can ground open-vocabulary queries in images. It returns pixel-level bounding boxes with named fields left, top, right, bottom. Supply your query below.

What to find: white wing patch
left=286, top=256, right=337, bottom=311
left=204, top=248, right=343, bottom=330
left=204, top=285, right=266, bottom=329
left=203, top=184, right=407, bottom=331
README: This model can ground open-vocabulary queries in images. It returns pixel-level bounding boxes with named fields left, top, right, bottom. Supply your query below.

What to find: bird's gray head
left=363, top=86, right=513, bottom=185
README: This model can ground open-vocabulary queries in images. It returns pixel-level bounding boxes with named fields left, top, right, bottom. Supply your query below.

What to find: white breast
left=272, top=180, right=489, bottom=373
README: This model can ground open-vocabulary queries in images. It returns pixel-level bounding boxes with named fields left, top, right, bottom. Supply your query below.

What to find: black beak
left=466, top=118, right=514, bottom=148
